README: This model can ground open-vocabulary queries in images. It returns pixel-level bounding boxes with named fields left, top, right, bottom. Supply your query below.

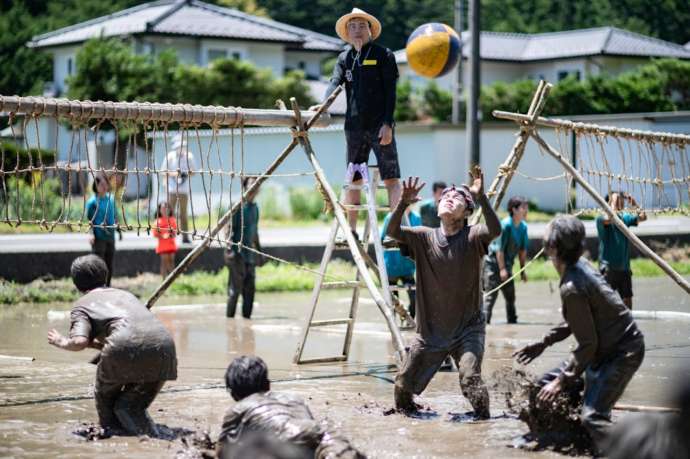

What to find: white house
left=28, top=0, right=344, bottom=97
left=397, top=27, right=690, bottom=91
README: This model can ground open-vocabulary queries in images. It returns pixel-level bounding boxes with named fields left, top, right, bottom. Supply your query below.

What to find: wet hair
left=71, top=254, right=108, bottom=292
left=604, top=191, right=624, bottom=203
left=219, top=431, right=311, bottom=459
left=544, top=215, right=585, bottom=265
left=225, top=355, right=270, bottom=401
left=432, top=181, right=447, bottom=193
left=507, top=196, right=528, bottom=216
left=155, top=201, right=173, bottom=218
left=242, top=176, right=255, bottom=190
left=91, top=175, right=105, bottom=194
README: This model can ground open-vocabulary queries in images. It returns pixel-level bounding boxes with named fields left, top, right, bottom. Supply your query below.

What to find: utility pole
left=451, top=0, right=463, bottom=125
left=466, top=0, right=480, bottom=165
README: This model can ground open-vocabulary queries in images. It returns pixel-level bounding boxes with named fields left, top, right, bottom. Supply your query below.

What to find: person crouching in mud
left=47, top=254, right=177, bottom=436
left=514, top=215, right=645, bottom=453
left=217, top=355, right=365, bottom=458
left=387, top=167, right=501, bottom=417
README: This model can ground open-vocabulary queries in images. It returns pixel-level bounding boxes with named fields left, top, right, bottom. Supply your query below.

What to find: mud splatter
left=490, top=368, right=594, bottom=455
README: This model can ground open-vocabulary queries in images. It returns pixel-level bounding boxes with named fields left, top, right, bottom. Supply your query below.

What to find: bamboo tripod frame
left=144, top=88, right=407, bottom=364
left=491, top=82, right=690, bottom=295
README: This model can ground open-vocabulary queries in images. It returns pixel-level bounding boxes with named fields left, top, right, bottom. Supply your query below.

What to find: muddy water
left=1, top=276, right=688, bottom=458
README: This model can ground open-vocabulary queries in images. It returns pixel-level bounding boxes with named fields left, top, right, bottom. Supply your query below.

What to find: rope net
left=493, top=111, right=690, bottom=216
left=0, top=95, right=322, bottom=252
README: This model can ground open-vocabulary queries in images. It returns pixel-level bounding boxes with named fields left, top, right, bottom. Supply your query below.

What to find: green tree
left=0, top=4, right=51, bottom=96
left=394, top=79, right=417, bottom=122
left=67, top=38, right=314, bottom=108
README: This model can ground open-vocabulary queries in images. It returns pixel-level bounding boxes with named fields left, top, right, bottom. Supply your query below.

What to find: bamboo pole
left=0, top=95, right=331, bottom=128
left=530, top=131, right=690, bottom=295
left=289, top=98, right=407, bottom=365
left=145, top=87, right=343, bottom=308
left=470, top=81, right=552, bottom=225
left=492, top=110, right=690, bottom=145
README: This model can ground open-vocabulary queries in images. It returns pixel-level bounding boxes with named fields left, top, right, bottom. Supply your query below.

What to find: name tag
left=362, top=59, right=377, bottom=65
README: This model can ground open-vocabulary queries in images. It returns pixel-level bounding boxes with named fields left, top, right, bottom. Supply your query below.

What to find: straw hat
left=335, top=8, right=381, bottom=43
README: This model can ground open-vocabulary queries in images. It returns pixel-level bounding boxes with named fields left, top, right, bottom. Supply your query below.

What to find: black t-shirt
left=325, top=42, right=399, bottom=131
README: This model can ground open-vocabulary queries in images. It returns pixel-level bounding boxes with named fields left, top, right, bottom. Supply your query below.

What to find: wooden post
left=470, top=81, right=552, bottom=225
left=530, top=131, right=690, bottom=295
left=145, top=87, right=343, bottom=308
left=289, top=98, right=407, bottom=365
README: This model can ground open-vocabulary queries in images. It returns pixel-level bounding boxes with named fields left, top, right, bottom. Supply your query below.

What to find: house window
left=298, top=61, right=306, bottom=70
left=208, top=49, right=228, bottom=62
left=232, top=52, right=241, bottom=60
left=557, top=70, right=581, bottom=81
left=67, top=57, right=73, bottom=76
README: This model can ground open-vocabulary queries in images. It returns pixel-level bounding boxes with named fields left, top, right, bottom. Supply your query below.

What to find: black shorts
left=601, top=266, right=633, bottom=299
left=345, top=128, right=401, bottom=181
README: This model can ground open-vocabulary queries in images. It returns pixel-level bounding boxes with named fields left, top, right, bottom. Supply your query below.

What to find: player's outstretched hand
left=400, top=177, right=426, bottom=206
left=513, top=341, right=546, bottom=365
left=468, top=164, right=484, bottom=196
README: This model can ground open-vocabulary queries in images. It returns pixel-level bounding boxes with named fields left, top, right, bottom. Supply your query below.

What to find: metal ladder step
left=322, top=281, right=366, bottom=289
left=310, top=318, right=353, bottom=327
left=342, top=183, right=387, bottom=191
left=341, top=204, right=391, bottom=211
left=297, top=356, right=348, bottom=364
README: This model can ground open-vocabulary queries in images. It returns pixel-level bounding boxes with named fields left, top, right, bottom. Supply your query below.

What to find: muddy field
left=1, top=276, right=688, bottom=458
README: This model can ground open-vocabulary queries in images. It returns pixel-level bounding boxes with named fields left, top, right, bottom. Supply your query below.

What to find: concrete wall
left=17, top=112, right=690, bottom=213
left=4, top=232, right=686, bottom=283
left=145, top=122, right=575, bottom=212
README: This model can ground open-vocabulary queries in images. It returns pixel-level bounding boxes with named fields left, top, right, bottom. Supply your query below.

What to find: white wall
left=247, top=42, right=285, bottom=77
left=284, top=51, right=329, bottom=79
left=19, top=113, right=689, bottom=213
left=199, top=38, right=248, bottom=67
left=51, top=45, right=80, bottom=95
left=144, top=36, right=199, bottom=65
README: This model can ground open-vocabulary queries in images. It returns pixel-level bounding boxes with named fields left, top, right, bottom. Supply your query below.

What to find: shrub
left=288, top=186, right=325, bottom=220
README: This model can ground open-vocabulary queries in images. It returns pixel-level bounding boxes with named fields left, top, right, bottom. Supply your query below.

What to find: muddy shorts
left=395, top=326, right=485, bottom=395
left=600, top=266, right=633, bottom=299
left=345, top=128, right=401, bottom=180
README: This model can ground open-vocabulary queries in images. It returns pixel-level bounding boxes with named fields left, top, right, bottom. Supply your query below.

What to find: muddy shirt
left=218, top=391, right=363, bottom=458
left=542, top=259, right=643, bottom=383
left=398, top=224, right=493, bottom=349
left=69, top=288, right=177, bottom=384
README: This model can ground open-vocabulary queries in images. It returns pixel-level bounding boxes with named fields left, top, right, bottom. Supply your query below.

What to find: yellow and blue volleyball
left=405, top=23, right=461, bottom=78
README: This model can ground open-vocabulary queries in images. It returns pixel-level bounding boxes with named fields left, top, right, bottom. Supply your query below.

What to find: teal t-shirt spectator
left=230, top=202, right=260, bottom=264
left=419, top=199, right=440, bottom=228
left=86, top=194, right=117, bottom=241
left=596, top=213, right=638, bottom=271
left=488, top=216, right=529, bottom=270
left=381, top=211, right=421, bottom=278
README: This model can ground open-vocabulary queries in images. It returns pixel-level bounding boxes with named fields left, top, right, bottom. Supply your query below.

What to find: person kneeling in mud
left=514, top=215, right=645, bottom=453
left=387, top=168, right=501, bottom=418
left=217, top=355, right=365, bottom=459
left=47, top=254, right=177, bottom=436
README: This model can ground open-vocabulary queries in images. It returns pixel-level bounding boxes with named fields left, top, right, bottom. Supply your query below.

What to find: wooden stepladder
left=293, top=164, right=412, bottom=364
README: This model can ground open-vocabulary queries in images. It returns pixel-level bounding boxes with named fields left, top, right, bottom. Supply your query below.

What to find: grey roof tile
left=395, top=27, right=690, bottom=63
left=30, top=0, right=342, bottom=52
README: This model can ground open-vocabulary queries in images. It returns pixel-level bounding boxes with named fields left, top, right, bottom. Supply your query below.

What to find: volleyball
left=405, top=23, right=461, bottom=78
